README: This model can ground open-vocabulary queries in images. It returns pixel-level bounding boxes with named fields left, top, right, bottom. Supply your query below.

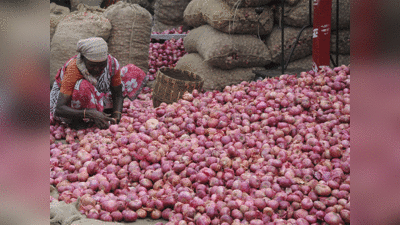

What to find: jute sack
left=50, top=3, right=70, bottom=42
left=330, top=29, right=350, bottom=55
left=273, top=0, right=350, bottom=30
left=202, top=0, right=274, bottom=35
left=221, top=0, right=272, bottom=8
left=266, top=26, right=313, bottom=64
left=284, top=0, right=301, bottom=6
left=154, top=0, right=191, bottom=25
left=184, top=25, right=271, bottom=69
left=183, top=0, right=208, bottom=28
left=50, top=199, right=83, bottom=225
left=50, top=10, right=112, bottom=86
left=175, top=53, right=260, bottom=92
left=123, top=0, right=152, bottom=13
left=104, top=1, right=152, bottom=73
left=71, top=0, right=103, bottom=11
left=286, top=54, right=350, bottom=70
left=50, top=185, right=59, bottom=199
left=152, top=17, right=185, bottom=33
left=70, top=218, right=128, bottom=225
left=76, top=3, right=105, bottom=14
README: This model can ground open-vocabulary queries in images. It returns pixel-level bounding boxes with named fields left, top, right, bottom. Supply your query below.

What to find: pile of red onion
left=147, top=26, right=189, bottom=81
left=50, top=65, right=350, bottom=225
left=152, top=26, right=187, bottom=35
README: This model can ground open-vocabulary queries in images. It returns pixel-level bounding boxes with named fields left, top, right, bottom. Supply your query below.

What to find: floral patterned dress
left=50, top=54, right=148, bottom=124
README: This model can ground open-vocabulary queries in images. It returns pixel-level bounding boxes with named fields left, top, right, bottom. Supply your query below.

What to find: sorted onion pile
left=152, top=26, right=187, bottom=35
left=148, top=26, right=189, bottom=81
left=50, top=65, right=350, bottom=224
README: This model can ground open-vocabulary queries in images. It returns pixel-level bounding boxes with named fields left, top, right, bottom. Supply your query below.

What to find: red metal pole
left=312, top=0, right=333, bottom=72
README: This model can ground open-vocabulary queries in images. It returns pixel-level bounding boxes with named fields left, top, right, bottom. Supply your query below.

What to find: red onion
left=122, top=209, right=138, bottom=222
left=99, top=180, right=111, bottom=193
left=101, top=200, right=118, bottom=212
left=315, top=183, right=332, bottom=196
left=127, top=199, right=142, bottom=211
left=267, top=200, right=279, bottom=211
left=324, top=211, right=343, bottom=225
left=220, top=214, right=233, bottom=224
left=87, top=209, right=100, bottom=219
left=136, top=208, right=147, bottom=219
left=99, top=211, right=113, bottom=221
left=151, top=209, right=162, bottom=219
left=110, top=211, right=123, bottom=221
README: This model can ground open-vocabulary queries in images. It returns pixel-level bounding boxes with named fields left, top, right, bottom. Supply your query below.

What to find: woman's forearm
left=55, top=105, right=86, bottom=120
left=54, top=92, right=87, bottom=120
left=111, top=85, right=123, bottom=114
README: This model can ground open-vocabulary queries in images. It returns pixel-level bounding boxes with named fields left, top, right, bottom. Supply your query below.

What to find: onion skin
left=101, top=200, right=118, bottom=212
left=110, top=211, right=123, bottom=222
left=339, top=209, right=350, bottom=223
left=122, top=209, right=138, bottom=222
left=324, top=212, right=344, bottom=225
left=136, top=208, right=147, bottom=219
left=315, top=184, right=332, bottom=196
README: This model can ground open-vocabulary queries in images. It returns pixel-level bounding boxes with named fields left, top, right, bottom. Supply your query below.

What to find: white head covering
left=76, top=37, right=108, bottom=62
left=75, top=37, right=109, bottom=87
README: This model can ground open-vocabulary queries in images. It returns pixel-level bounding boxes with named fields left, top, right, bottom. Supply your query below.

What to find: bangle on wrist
left=84, top=109, right=86, bottom=119
left=114, top=111, right=121, bottom=115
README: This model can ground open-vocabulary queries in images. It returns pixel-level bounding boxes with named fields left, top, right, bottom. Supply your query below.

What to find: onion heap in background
left=50, top=62, right=350, bottom=224
left=147, top=26, right=189, bottom=81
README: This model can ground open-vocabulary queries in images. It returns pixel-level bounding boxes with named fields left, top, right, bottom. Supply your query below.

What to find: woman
left=50, top=37, right=148, bottom=129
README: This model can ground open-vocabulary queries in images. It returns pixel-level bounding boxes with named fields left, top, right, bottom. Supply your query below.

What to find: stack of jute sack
left=50, top=3, right=70, bottom=42
left=178, top=0, right=275, bottom=92
left=151, top=0, right=192, bottom=33
left=69, top=0, right=153, bottom=13
left=270, top=0, right=350, bottom=67
left=50, top=1, right=152, bottom=88
left=179, top=0, right=350, bottom=91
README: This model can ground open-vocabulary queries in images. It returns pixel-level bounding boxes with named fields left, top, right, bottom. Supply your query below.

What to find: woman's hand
left=110, top=84, right=123, bottom=125
left=86, top=109, right=115, bottom=129
left=112, top=112, right=121, bottom=124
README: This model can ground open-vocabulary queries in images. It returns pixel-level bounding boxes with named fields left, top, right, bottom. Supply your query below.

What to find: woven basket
left=152, top=67, right=204, bottom=108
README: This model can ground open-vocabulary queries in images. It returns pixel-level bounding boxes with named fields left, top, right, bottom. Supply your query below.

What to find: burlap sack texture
left=50, top=3, right=70, bottom=42
left=183, top=0, right=207, bottom=27
left=122, top=0, right=153, bottom=14
left=76, top=3, right=105, bottom=14
left=104, top=1, right=152, bottom=74
left=273, top=0, right=350, bottom=30
left=221, top=0, right=272, bottom=8
left=175, top=53, right=260, bottom=92
left=184, top=25, right=271, bottom=69
left=154, top=0, right=191, bottom=25
left=204, top=0, right=275, bottom=35
left=330, top=29, right=350, bottom=55
left=50, top=10, right=112, bottom=86
left=184, top=0, right=274, bottom=35
left=50, top=198, right=83, bottom=225
left=284, top=0, right=301, bottom=6
left=50, top=185, right=59, bottom=199
left=285, top=54, right=350, bottom=70
left=71, top=0, right=103, bottom=11
left=266, top=26, right=313, bottom=64
left=70, top=217, right=167, bottom=225
left=152, top=17, right=185, bottom=33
